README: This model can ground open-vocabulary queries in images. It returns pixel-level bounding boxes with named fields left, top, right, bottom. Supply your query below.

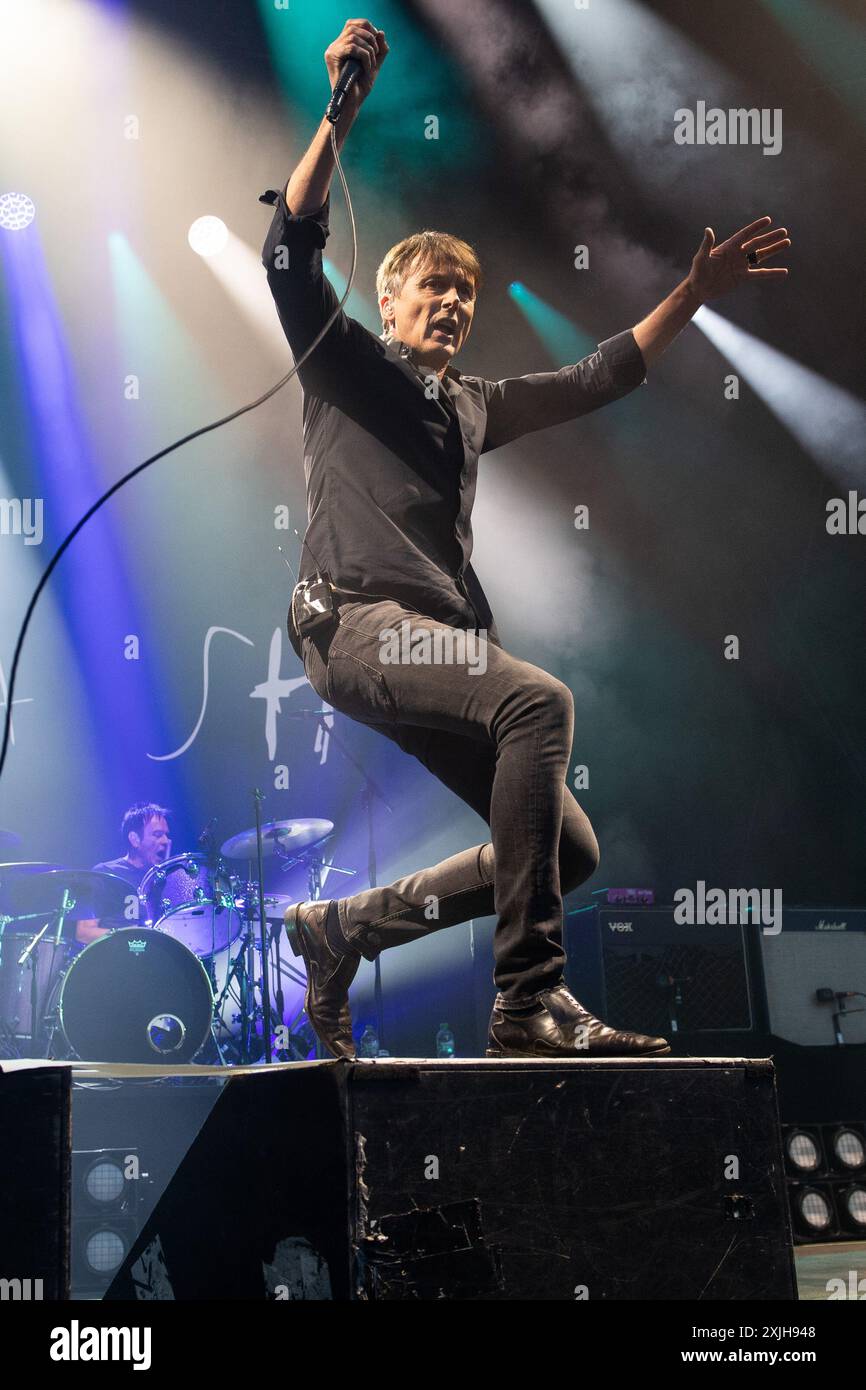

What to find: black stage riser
left=0, top=1064, right=70, bottom=1300
left=106, top=1057, right=796, bottom=1301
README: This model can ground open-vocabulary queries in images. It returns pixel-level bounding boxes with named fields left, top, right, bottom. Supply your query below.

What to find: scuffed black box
left=103, top=1056, right=795, bottom=1300
left=0, top=1061, right=71, bottom=1300
left=350, top=1057, right=795, bottom=1300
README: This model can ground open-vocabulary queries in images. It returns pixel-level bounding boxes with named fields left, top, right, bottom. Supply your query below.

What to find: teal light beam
left=323, top=257, right=381, bottom=334
left=507, top=281, right=596, bottom=362
left=255, top=0, right=483, bottom=176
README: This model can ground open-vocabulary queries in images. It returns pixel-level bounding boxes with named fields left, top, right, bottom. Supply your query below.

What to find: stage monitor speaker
left=759, top=908, right=866, bottom=1046
left=106, top=1056, right=795, bottom=1301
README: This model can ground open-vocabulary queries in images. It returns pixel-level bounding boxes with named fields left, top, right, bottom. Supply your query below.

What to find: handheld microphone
left=325, top=59, right=362, bottom=124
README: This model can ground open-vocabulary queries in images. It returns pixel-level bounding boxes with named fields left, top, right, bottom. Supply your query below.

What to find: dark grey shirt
left=92, top=857, right=145, bottom=894
left=91, top=857, right=146, bottom=932
left=259, top=187, right=647, bottom=657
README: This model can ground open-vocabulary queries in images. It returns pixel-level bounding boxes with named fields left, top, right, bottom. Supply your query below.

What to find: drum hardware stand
left=211, top=876, right=287, bottom=1066
left=210, top=799, right=277, bottom=1065
left=0, top=913, right=18, bottom=1059
left=208, top=1017, right=232, bottom=1066
left=211, top=896, right=257, bottom=1063
left=253, top=789, right=274, bottom=1064
left=16, top=889, right=74, bottom=1055
left=197, top=820, right=231, bottom=963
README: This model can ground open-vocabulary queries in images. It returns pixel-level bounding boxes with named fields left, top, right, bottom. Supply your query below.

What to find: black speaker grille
left=600, top=913, right=753, bottom=1034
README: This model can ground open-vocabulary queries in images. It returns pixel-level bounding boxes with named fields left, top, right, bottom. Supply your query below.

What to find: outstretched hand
left=688, top=217, right=790, bottom=303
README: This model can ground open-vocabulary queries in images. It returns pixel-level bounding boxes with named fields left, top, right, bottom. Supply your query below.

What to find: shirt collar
left=390, top=337, right=463, bottom=396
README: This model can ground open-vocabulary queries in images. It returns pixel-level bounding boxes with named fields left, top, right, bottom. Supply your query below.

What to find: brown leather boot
left=284, top=900, right=361, bottom=1059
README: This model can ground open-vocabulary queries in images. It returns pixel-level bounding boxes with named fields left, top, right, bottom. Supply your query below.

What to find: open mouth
left=432, top=320, right=457, bottom=338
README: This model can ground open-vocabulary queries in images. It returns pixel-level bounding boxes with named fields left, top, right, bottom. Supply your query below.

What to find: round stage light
left=0, top=192, right=36, bottom=231
left=796, top=1187, right=833, bottom=1233
left=85, top=1227, right=128, bottom=1275
left=188, top=215, right=228, bottom=257
left=786, top=1129, right=821, bottom=1173
left=831, top=1128, right=866, bottom=1171
left=85, top=1158, right=125, bottom=1205
left=841, top=1185, right=866, bottom=1229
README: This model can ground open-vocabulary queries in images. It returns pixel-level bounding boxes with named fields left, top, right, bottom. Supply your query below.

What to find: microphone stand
left=831, top=993, right=865, bottom=1047
left=253, top=789, right=273, bottom=1065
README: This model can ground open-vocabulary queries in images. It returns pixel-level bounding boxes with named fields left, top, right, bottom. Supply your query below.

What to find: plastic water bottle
left=358, top=1024, right=380, bottom=1058
left=435, top=1022, right=455, bottom=1058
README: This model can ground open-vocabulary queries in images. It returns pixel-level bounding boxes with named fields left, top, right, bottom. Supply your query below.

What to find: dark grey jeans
left=300, top=598, right=599, bottom=1003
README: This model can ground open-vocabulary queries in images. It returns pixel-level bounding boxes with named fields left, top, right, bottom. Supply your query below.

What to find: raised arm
left=478, top=330, right=647, bottom=454
left=479, top=214, right=790, bottom=451
left=286, top=19, right=388, bottom=214
left=259, top=19, right=388, bottom=391
left=632, top=216, right=790, bottom=367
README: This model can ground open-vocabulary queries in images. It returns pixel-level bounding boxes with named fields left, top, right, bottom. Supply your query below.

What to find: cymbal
left=220, top=818, right=334, bottom=861
left=0, top=860, right=61, bottom=875
left=232, top=889, right=293, bottom=922
left=0, top=868, right=136, bottom=920
left=0, top=862, right=64, bottom=914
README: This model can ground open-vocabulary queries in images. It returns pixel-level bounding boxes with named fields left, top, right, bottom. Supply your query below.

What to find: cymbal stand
left=211, top=878, right=287, bottom=1065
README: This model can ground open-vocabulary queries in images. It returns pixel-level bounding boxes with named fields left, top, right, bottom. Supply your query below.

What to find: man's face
left=129, top=815, right=171, bottom=868
left=381, top=256, right=476, bottom=374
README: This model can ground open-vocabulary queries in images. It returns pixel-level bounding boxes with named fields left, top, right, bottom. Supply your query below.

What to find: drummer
left=76, top=802, right=171, bottom=944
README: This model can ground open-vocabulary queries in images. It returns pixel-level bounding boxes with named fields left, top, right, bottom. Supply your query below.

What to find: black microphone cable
left=0, top=125, right=356, bottom=783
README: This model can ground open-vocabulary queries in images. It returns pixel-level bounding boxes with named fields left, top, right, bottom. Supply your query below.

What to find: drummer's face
left=134, top=815, right=171, bottom=866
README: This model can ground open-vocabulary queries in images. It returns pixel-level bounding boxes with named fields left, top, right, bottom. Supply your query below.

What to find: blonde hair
left=376, top=231, right=482, bottom=340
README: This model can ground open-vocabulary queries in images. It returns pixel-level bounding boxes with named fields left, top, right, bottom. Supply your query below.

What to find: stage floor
left=794, top=1241, right=866, bottom=1300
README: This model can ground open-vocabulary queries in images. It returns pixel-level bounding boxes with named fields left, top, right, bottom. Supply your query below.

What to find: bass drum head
left=58, top=928, right=214, bottom=1063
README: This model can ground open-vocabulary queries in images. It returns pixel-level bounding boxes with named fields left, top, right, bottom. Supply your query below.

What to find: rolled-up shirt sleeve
left=259, top=186, right=370, bottom=393
left=477, top=328, right=647, bottom=453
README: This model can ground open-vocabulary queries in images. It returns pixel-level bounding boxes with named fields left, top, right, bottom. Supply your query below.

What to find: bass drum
left=57, top=928, right=214, bottom=1063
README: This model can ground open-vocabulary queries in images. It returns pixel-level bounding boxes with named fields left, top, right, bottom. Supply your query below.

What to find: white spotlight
left=188, top=215, right=228, bottom=257
left=694, top=306, right=866, bottom=489
left=0, top=192, right=36, bottom=231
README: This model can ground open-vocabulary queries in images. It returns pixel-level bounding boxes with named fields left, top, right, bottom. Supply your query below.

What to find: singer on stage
left=260, top=18, right=790, bottom=1059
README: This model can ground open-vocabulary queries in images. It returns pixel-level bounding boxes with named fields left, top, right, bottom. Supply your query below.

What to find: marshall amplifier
left=566, top=906, right=757, bottom=1039
left=759, top=908, right=866, bottom=1046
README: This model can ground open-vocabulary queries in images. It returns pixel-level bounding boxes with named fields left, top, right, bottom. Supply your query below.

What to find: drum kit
left=0, top=816, right=352, bottom=1066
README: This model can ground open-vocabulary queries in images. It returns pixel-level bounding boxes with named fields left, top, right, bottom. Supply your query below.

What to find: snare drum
left=140, top=853, right=240, bottom=958
left=56, top=927, right=214, bottom=1063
